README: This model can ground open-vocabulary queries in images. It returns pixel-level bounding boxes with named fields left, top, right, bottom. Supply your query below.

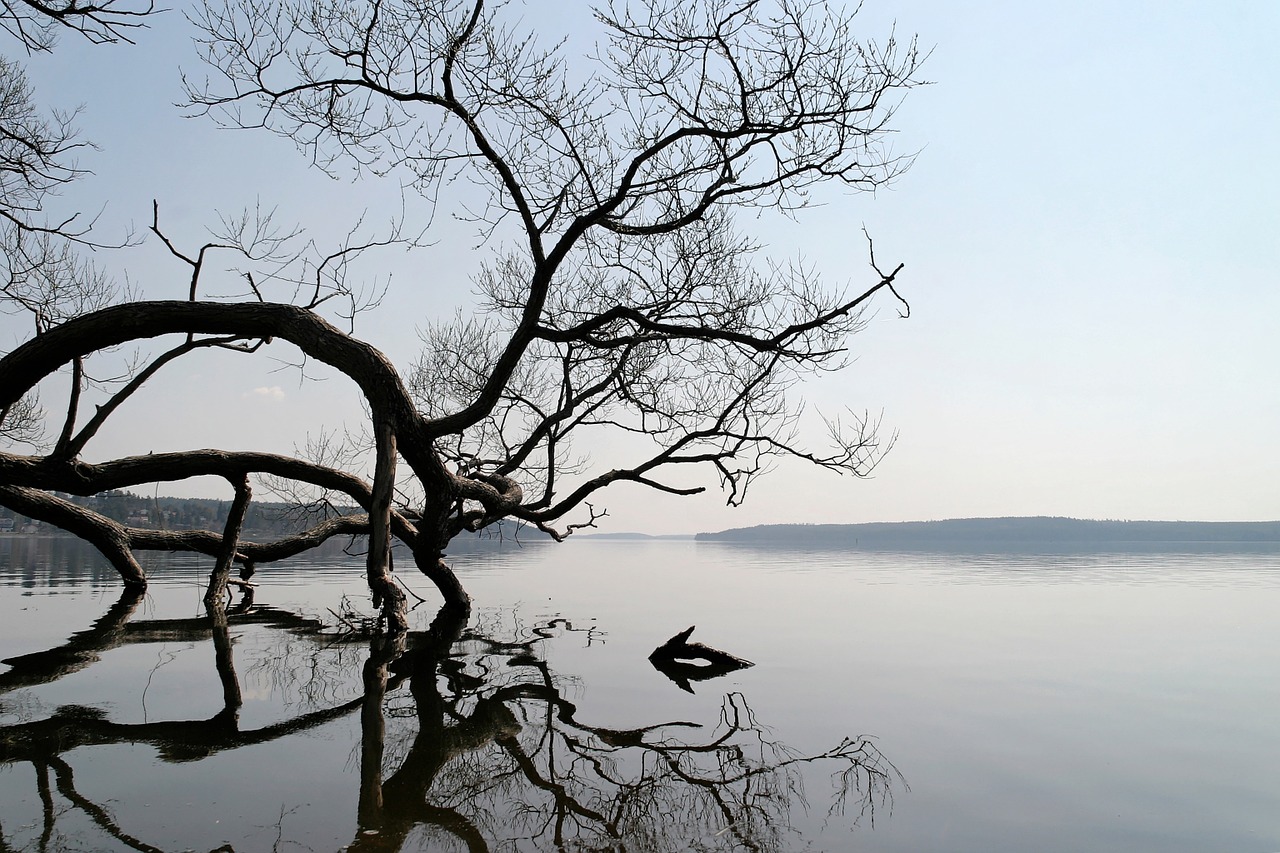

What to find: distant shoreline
left=9, top=516, right=1280, bottom=550
left=691, top=516, right=1280, bottom=548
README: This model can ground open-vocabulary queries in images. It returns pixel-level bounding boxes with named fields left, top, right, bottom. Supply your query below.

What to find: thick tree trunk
left=0, top=301, right=458, bottom=495
left=204, top=476, right=251, bottom=607
left=0, top=485, right=147, bottom=589
left=412, top=546, right=470, bottom=615
left=203, top=477, right=251, bottom=721
left=367, top=419, right=408, bottom=633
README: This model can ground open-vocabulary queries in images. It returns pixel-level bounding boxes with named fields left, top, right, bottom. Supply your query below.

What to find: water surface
left=1, top=536, right=1277, bottom=851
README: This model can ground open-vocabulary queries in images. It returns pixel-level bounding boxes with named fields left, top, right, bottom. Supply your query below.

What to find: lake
left=1, top=536, right=1278, bottom=851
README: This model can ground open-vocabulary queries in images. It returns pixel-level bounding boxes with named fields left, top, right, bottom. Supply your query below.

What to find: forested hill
left=0, top=490, right=320, bottom=537
left=695, top=517, right=1280, bottom=547
left=0, top=489, right=545, bottom=548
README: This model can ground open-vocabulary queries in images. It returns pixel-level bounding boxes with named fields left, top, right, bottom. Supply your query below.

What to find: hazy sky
left=10, top=1, right=1279, bottom=535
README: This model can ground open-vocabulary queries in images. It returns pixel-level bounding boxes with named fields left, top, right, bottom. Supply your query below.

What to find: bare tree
left=0, top=0, right=154, bottom=52
left=0, top=0, right=923, bottom=629
left=0, top=0, right=156, bottom=444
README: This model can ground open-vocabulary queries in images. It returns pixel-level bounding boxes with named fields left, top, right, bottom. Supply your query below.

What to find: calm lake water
left=1, top=536, right=1278, bottom=852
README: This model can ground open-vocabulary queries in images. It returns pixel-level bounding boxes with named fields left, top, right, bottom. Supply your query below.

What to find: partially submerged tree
left=0, top=0, right=922, bottom=629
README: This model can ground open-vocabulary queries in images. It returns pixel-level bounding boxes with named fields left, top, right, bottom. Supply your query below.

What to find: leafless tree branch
left=0, top=0, right=922, bottom=626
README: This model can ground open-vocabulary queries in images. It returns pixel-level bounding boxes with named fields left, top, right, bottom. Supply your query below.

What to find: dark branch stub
left=649, top=625, right=755, bottom=694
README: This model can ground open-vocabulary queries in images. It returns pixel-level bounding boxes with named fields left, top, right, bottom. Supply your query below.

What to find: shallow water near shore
left=2, top=535, right=1278, bottom=851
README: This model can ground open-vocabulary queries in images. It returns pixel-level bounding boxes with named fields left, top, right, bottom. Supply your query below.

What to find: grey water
left=1, top=536, right=1278, bottom=851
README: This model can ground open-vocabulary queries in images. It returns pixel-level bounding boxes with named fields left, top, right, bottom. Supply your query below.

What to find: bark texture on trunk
left=367, top=419, right=408, bottom=632
left=414, top=547, right=471, bottom=616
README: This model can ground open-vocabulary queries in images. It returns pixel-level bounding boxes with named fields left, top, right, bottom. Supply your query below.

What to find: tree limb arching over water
left=0, top=590, right=902, bottom=852
left=0, top=0, right=922, bottom=625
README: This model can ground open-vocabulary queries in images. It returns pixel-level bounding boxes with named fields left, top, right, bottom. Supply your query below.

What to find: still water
left=1, top=536, right=1278, bottom=852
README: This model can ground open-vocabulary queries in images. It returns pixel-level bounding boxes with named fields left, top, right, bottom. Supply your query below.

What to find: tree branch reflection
left=0, top=590, right=901, bottom=852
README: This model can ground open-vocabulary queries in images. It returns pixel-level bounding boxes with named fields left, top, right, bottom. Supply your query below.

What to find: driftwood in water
left=648, top=626, right=754, bottom=694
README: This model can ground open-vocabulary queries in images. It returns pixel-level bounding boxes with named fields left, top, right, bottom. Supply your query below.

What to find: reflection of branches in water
left=259, top=804, right=302, bottom=853
left=348, top=610, right=900, bottom=852
left=246, top=627, right=367, bottom=715
left=47, top=756, right=166, bottom=853
left=0, top=757, right=169, bottom=853
left=140, top=644, right=186, bottom=723
left=0, top=591, right=901, bottom=852
left=0, top=587, right=145, bottom=694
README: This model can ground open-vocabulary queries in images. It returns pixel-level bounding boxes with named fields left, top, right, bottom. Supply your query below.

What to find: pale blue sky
left=10, top=1, right=1279, bottom=534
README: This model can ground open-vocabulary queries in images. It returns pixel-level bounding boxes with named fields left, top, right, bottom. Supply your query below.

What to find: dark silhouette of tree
left=1, top=0, right=153, bottom=51
left=0, top=0, right=156, bottom=446
left=0, top=0, right=923, bottom=627
left=0, top=592, right=901, bottom=852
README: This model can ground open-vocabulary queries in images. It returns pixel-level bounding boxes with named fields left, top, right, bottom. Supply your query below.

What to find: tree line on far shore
left=696, top=517, right=1280, bottom=547
left=0, top=490, right=314, bottom=537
